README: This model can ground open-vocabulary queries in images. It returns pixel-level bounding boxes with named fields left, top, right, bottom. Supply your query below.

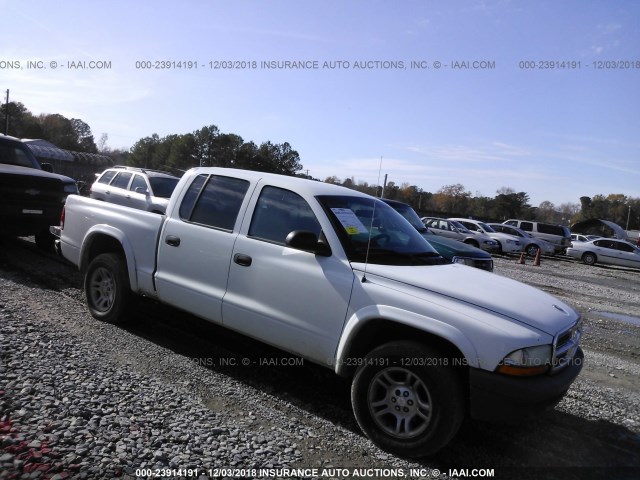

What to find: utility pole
left=4, top=89, right=8, bottom=135
left=626, top=205, right=631, bottom=231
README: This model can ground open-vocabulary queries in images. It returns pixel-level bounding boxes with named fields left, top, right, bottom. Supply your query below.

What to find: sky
left=1, top=0, right=639, bottom=207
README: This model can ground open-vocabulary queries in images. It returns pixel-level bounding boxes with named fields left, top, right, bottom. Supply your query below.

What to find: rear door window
left=180, top=174, right=249, bottom=231
left=110, top=172, right=133, bottom=189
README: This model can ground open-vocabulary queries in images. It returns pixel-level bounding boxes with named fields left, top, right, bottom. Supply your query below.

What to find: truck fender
left=334, top=304, right=479, bottom=376
left=79, top=224, right=139, bottom=293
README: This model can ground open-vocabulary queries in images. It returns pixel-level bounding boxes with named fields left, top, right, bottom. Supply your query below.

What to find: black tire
left=526, top=244, right=540, bottom=257
left=582, top=252, right=597, bottom=266
left=351, top=342, right=464, bottom=457
left=84, top=253, right=132, bottom=324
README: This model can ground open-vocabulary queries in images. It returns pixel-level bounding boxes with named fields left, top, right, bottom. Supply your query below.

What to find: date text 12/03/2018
left=518, top=60, right=640, bottom=70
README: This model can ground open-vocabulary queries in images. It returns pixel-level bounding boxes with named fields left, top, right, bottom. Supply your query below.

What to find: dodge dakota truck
left=52, top=167, right=583, bottom=457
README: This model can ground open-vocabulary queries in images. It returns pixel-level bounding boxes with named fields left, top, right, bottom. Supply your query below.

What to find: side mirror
left=41, top=163, right=54, bottom=173
left=135, top=187, right=150, bottom=196
left=285, top=230, right=332, bottom=256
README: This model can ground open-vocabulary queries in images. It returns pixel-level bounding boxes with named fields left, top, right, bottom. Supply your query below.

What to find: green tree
left=128, top=134, right=162, bottom=168
left=491, top=187, right=530, bottom=220
left=1, top=101, right=41, bottom=138
left=167, top=134, right=198, bottom=171
left=433, top=184, right=471, bottom=216
left=70, top=118, right=97, bottom=153
left=193, top=125, right=221, bottom=167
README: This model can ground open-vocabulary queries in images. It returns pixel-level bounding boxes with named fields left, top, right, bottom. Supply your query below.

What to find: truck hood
left=352, top=263, right=578, bottom=335
left=0, top=163, right=76, bottom=183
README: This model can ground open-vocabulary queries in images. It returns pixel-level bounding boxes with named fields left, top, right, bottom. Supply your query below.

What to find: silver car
left=422, top=217, right=499, bottom=253
left=570, top=233, right=601, bottom=243
left=489, top=223, right=556, bottom=257
left=566, top=238, right=640, bottom=269
left=90, top=166, right=180, bottom=214
left=450, top=218, right=523, bottom=255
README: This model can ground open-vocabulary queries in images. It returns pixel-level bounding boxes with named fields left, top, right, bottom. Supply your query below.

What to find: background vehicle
left=90, top=166, right=180, bottom=214
left=52, top=167, right=583, bottom=457
left=566, top=238, right=640, bottom=269
left=384, top=199, right=493, bottom=271
left=503, top=219, right=571, bottom=254
left=450, top=218, right=522, bottom=255
left=570, top=233, right=601, bottom=243
left=0, top=134, right=78, bottom=250
left=422, top=217, right=499, bottom=253
left=489, top=223, right=556, bottom=257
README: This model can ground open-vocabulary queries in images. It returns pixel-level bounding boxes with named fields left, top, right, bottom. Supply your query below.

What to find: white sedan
left=566, top=238, right=640, bottom=269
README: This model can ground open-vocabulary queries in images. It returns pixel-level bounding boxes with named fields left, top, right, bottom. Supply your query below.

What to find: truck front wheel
left=85, top=253, right=132, bottom=324
left=351, top=342, right=464, bottom=457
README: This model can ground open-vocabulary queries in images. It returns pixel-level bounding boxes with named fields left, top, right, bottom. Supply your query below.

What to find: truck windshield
left=317, top=195, right=445, bottom=266
left=0, top=141, right=40, bottom=169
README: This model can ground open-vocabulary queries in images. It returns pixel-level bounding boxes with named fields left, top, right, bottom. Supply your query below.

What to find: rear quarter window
left=520, top=222, right=533, bottom=232
left=537, top=223, right=563, bottom=235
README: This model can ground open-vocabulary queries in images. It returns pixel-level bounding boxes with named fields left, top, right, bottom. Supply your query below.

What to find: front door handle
left=165, top=235, right=181, bottom=247
left=233, top=253, right=252, bottom=267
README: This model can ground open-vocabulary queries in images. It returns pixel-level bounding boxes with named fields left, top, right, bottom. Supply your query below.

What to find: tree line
left=1, top=101, right=98, bottom=153
left=126, top=125, right=302, bottom=176
left=3, top=101, right=638, bottom=230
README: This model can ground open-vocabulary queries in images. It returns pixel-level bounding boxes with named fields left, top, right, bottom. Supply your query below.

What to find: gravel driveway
left=0, top=238, right=638, bottom=480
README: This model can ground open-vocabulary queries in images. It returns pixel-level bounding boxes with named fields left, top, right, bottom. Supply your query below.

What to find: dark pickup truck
left=0, top=134, right=78, bottom=250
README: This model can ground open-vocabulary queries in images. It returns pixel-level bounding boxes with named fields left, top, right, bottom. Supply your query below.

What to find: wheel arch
left=79, top=226, right=138, bottom=291
left=463, top=237, right=479, bottom=248
left=334, top=306, right=477, bottom=378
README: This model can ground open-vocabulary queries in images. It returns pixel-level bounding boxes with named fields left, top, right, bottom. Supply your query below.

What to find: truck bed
left=57, top=195, right=164, bottom=296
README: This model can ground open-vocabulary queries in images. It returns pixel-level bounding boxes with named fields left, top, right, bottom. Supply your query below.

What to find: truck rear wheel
left=84, top=253, right=132, bottom=324
left=351, top=342, right=464, bottom=457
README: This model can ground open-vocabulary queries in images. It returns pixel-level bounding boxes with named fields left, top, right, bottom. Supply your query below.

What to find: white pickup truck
left=52, top=167, right=584, bottom=457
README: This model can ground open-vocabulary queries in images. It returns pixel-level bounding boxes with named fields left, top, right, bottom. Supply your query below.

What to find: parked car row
left=383, top=200, right=494, bottom=271
left=5, top=147, right=633, bottom=273
left=413, top=211, right=638, bottom=271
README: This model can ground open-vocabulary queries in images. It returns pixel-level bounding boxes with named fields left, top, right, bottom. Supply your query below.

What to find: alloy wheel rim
left=367, top=367, right=433, bottom=439
left=89, top=267, right=115, bottom=312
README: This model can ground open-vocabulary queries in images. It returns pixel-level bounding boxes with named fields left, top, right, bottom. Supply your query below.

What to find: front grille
left=0, top=175, right=65, bottom=205
left=552, top=318, right=583, bottom=373
left=0, top=173, right=67, bottom=235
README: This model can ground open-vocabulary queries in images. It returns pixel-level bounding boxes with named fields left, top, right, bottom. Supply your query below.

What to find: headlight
left=496, top=345, right=552, bottom=376
left=451, top=256, right=473, bottom=266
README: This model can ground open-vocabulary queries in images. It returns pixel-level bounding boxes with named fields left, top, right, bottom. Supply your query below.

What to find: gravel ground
left=0, top=239, right=639, bottom=480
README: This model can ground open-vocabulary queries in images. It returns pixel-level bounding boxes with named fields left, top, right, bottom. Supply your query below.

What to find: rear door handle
left=233, top=253, right=252, bottom=267
left=165, top=235, right=181, bottom=247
